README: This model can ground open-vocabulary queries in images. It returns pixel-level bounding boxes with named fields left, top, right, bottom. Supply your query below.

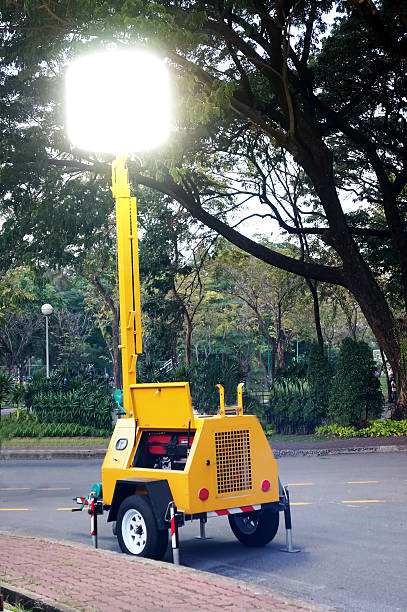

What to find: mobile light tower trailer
left=66, top=50, right=298, bottom=563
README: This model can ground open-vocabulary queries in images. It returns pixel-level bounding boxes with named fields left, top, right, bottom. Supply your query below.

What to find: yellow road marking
left=56, top=508, right=76, bottom=511
left=0, top=508, right=30, bottom=511
left=286, top=483, right=314, bottom=486
left=0, top=487, right=29, bottom=490
left=290, top=502, right=312, bottom=506
left=342, top=500, right=384, bottom=504
left=37, top=488, right=71, bottom=491
left=347, top=481, right=379, bottom=484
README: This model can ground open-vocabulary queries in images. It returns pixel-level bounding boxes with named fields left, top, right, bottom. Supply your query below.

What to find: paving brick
left=0, top=533, right=321, bottom=612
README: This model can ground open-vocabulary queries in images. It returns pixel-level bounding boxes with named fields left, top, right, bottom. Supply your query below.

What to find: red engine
left=134, top=431, right=195, bottom=470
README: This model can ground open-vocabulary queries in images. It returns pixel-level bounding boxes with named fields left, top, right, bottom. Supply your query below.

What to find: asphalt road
left=1, top=453, right=406, bottom=612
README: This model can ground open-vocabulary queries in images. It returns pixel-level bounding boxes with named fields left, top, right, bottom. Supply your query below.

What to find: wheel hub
left=122, top=508, right=147, bottom=554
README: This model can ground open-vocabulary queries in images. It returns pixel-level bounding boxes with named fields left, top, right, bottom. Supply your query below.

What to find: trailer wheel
left=117, top=495, right=168, bottom=560
left=228, top=508, right=279, bottom=547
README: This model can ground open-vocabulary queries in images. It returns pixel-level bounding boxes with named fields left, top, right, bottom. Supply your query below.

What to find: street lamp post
left=41, top=303, right=53, bottom=378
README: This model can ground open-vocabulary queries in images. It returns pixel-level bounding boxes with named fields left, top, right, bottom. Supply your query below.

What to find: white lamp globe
left=66, top=50, right=171, bottom=153
left=41, top=304, right=53, bottom=316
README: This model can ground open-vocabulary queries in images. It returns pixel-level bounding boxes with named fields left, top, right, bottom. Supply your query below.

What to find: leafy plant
left=315, top=424, right=358, bottom=438
left=1, top=417, right=110, bottom=440
left=315, top=419, right=407, bottom=438
left=267, top=363, right=325, bottom=434
left=24, top=368, right=114, bottom=430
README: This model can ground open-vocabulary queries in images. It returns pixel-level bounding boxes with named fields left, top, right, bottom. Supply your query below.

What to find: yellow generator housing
left=102, top=382, right=279, bottom=515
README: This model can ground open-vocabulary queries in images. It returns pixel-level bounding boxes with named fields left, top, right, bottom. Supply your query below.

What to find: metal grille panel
left=215, top=430, right=252, bottom=495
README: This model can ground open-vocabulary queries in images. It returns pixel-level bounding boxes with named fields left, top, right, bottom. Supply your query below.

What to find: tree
left=1, top=1, right=407, bottom=411
left=0, top=267, right=55, bottom=376
left=212, top=241, right=307, bottom=379
left=329, top=337, right=383, bottom=427
left=138, top=188, right=210, bottom=367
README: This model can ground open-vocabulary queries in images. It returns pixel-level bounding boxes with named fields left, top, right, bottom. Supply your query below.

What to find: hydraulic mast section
left=112, top=154, right=142, bottom=417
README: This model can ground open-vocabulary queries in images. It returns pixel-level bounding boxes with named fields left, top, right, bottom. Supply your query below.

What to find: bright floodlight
left=66, top=50, right=170, bottom=153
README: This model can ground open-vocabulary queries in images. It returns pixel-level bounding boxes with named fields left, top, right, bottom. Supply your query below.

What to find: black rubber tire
left=228, top=508, right=279, bottom=547
left=117, top=494, right=168, bottom=560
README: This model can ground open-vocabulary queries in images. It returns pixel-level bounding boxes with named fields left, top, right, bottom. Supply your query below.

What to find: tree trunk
left=256, top=350, right=269, bottom=389
left=346, top=274, right=407, bottom=416
left=184, top=312, right=192, bottom=367
left=270, top=343, right=277, bottom=380
left=380, top=346, right=391, bottom=402
left=307, top=279, right=324, bottom=350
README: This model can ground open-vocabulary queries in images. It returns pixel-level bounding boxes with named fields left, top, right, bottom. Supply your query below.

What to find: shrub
left=24, top=369, right=115, bottom=431
left=0, top=413, right=110, bottom=440
left=316, top=419, right=407, bottom=438
left=328, top=338, right=383, bottom=428
left=315, top=424, right=358, bottom=438
left=267, top=361, right=331, bottom=434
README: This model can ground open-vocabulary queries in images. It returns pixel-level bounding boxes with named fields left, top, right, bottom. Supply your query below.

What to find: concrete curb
left=1, top=444, right=407, bottom=460
left=0, top=448, right=107, bottom=461
left=2, top=584, right=79, bottom=612
left=272, top=444, right=407, bottom=457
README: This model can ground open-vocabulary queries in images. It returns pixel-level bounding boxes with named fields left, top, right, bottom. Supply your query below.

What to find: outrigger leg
left=196, top=515, right=210, bottom=540
left=169, top=501, right=180, bottom=565
left=280, top=487, right=300, bottom=553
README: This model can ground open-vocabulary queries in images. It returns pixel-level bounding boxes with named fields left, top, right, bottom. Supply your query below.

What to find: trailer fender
left=107, top=478, right=173, bottom=530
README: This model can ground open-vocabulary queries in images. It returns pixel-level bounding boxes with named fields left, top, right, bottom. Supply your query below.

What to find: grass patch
left=268, top=433, right=331, bottom=443
left=2, top=437, right=110, bottom=447
left=5, top=599, right=29, bottom=612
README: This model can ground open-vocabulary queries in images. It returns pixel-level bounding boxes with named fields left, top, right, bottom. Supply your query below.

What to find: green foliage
left=315, top=424, right=358, bottom=438
left=328, top=338, right=383, bottom=427
left=1, top=418, right=109, bottom=440
left=307, top=343, right=331, bottom=422
left=267, top=362, right=326, bottom=434
left=24, top=369, right=114, bottom=430
left=0, top=369, right=13, bottom=410
left=358, top=419, right=407, bottom=438
left=175, top=355, right=247, bottom=415
left=138, top=353, right=264, bottom=420
left=316, top=419, right=407, bottom=438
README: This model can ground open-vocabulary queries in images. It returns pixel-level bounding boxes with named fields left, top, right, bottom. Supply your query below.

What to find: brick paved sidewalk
left=1, top=533, right=327, bottom=612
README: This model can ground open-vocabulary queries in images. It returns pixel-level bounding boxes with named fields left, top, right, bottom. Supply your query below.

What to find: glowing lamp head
left=261, top=479, right=271, bottom=492
left=66, top=50, right=171, bottom=153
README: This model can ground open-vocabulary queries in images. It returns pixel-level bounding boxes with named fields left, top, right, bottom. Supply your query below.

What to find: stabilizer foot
left=280, top=487, right=301, bottom=553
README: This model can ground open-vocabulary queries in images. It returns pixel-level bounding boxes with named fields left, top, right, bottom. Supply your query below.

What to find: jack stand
left=89, top=497, right=98, bottom=549
left=280, top=488, right=300, bottom=553
left=89, top=499, right=103, bottom=549
left=196, top=516, right=211, bottom=540
left=170, top=502, right=180, bottom=565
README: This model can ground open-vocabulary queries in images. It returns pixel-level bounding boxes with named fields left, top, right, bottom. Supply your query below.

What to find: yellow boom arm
left=111, top=155, right=142, bottom=417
